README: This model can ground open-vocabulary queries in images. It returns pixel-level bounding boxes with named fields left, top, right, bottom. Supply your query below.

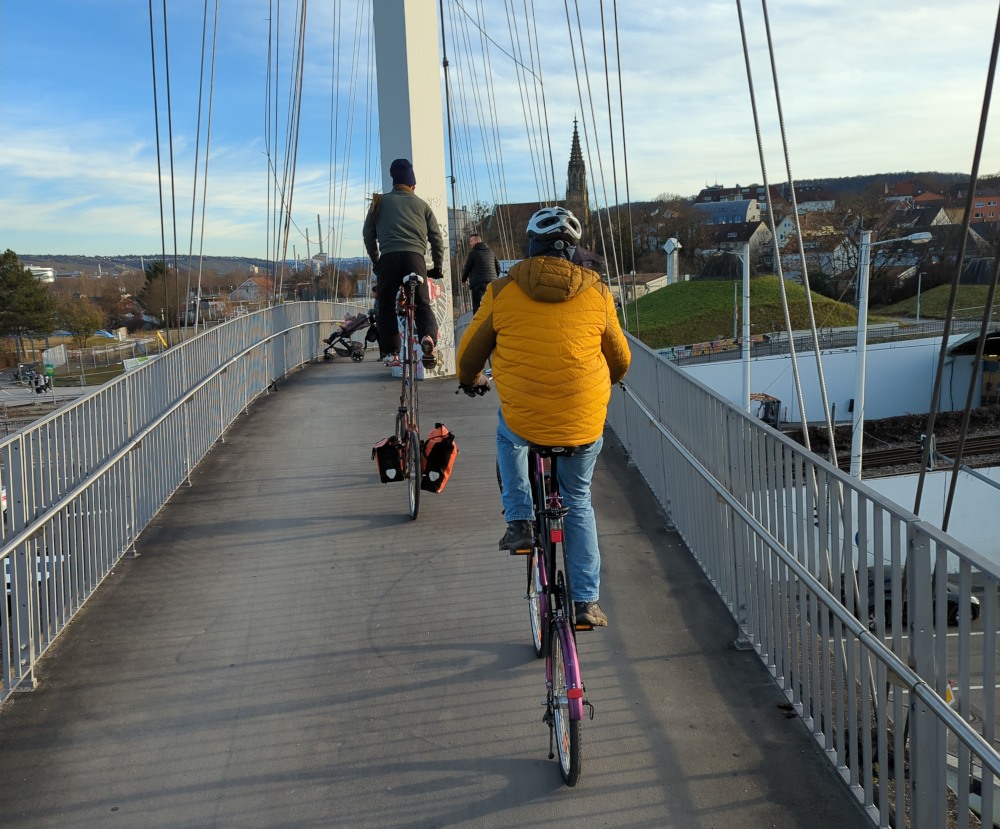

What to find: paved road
left=0, top=357, right=868, bottom=828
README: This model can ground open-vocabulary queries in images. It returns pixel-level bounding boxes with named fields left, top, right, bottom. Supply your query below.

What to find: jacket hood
left=507, top=255, right=598, bottom=303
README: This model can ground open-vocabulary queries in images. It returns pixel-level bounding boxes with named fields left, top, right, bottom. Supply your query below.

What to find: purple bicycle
left=515, top=445, right=594, bottom=786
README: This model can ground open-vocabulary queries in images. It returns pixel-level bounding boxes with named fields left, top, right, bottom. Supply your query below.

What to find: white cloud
left=2, top=0, right=1000, bottom=257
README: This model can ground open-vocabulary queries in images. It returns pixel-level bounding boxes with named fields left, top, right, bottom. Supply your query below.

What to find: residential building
left=692, top=198, right=761, bottom=225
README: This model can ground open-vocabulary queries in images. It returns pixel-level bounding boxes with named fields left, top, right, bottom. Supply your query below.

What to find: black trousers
left=374, top=251, right=439, bottom=357
left=470, top=281, right=491, bottom=313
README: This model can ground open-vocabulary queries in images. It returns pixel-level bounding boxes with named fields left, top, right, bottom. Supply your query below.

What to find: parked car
left=845, top=569, right=981, bottom=629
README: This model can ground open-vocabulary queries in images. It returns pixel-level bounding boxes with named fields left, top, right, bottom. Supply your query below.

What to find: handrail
left=1, top=301, right=366, bottom=699
left=607, top=331, right=1000, bottom=828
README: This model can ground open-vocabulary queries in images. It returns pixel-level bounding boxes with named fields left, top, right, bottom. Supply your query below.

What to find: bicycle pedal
left=574, top=620, right=595, bottom=631
left=507, top=545, right=532, bottom=556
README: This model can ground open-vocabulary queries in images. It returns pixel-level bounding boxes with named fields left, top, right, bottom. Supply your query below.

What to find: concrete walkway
left=0, top=356, right=868, bottom=828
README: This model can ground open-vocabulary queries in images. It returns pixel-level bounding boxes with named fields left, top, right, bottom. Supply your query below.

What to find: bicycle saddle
left=530, top=445, right=581, bottom=458
left=403, top=272, right=425, bottom=285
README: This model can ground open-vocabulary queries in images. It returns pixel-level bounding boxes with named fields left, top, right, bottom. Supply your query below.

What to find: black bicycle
left=395, top=273, right=424, bottom=519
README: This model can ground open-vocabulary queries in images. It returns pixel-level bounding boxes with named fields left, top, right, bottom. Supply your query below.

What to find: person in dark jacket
left=363, top=158, right=444, bottom=367
left=460, top=234, right=501, bottom=313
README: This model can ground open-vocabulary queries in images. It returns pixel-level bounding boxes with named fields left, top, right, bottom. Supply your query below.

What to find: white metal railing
left=0, top=301, right=364, bottom=701
left=607, top=333, right=1000, bottom=829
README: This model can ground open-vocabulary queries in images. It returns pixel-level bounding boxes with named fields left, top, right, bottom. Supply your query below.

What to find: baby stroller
left=323, top=310, right=377, bottom=362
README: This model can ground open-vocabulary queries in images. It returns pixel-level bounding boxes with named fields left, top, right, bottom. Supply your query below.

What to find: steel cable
left=915, top=3, right=1000, bottom=515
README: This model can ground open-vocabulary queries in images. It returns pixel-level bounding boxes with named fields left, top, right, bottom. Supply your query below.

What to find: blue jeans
left=496, top=411, right=604, bottom=603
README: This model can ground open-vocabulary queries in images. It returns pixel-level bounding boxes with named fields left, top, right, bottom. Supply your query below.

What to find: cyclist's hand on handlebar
left=456, top=374, right=491, bottom=397
left=427, top=267, right=444, bottom=280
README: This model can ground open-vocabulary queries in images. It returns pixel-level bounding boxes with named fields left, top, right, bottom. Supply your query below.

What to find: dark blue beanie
left=389, top=158, right=416, bottom=187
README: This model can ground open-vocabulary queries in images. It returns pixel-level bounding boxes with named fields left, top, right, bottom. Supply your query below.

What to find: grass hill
left=626, top=275, right=875, bottom=349
left=881, top=284, right=997, bottom=320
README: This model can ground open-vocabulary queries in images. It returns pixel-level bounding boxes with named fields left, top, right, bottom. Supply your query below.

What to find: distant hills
left=14, top=253, right=369, bottom=279
left=14, top=170, right=983, bottom=270
left=794, top=170, right=971, bottom=195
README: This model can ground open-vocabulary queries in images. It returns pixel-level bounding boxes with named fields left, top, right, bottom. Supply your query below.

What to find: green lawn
left=625, top=276, right=880, bottom=349
left=881, top=284, right=998, bottom=320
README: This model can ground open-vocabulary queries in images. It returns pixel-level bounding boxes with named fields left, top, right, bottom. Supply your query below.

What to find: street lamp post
left=850, top=230, right=932, bottom=478
left=702, top=243, right=752, bottom=412
left=916, top=271, right=925, bottom=322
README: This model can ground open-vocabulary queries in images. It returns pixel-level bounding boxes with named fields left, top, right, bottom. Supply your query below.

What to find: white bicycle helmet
left=525, top=206, right=582, bottom=243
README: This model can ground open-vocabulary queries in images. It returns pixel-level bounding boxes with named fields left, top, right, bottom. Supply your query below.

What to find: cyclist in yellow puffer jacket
left=457, top=206, right=631, bottom=627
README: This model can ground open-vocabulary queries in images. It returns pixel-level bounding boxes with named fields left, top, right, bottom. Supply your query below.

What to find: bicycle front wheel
left=406, top=428, right=421, bottom=520
left=527, top=549, right=545, bottom=658
left=551, top=624, right=582, bottom=786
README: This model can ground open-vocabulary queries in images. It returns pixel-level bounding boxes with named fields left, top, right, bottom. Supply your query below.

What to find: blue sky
left=1, top=1, right=999, bottom=259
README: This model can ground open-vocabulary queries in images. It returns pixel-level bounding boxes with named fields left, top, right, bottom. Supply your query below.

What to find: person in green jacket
left=457, top=206, right=631, bottom=626
left=363, top=158, right=444, bottom=367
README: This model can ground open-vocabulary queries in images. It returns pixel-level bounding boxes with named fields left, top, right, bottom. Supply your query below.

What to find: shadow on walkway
left=0, top=357, right=867, bottom=828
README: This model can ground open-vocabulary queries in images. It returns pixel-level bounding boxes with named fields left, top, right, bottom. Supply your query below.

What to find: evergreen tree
left=0, top=249, right=56, bottom=360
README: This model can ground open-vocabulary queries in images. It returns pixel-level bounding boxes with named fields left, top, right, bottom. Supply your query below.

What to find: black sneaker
left=499, top=520, right=533, bottom=551
left=420, top=336, right=437, bottom=368
left=574, top=601, right=608, bottom=627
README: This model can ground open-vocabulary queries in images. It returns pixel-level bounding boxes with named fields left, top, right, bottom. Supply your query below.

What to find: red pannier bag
left=372, top=435, right=404, bottom=483
left=420, top=423, right=458, bottom=493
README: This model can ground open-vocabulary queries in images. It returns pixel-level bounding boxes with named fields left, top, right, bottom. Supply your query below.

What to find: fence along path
left=0, top=358, right=866, bottom=828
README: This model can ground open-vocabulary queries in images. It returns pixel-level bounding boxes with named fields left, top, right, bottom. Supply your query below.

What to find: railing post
left=726, top=408, right=752, bottom=650
left=907, top=525, right=945, bottom=828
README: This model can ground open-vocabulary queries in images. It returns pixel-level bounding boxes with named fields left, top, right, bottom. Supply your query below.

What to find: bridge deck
left=0, top=357, right=866, bottom=828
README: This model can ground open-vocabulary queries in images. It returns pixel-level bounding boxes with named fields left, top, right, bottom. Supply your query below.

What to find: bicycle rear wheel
left=551, top=622, right=582, bottom=786
left=406, top=428, right=421, bottom=520
left=527, top=548, right=545, bottom=658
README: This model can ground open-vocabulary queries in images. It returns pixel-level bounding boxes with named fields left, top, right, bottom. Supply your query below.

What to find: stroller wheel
left=323, top=353, right=333, bottom=362
left=351, top=351, right=364, bottom=363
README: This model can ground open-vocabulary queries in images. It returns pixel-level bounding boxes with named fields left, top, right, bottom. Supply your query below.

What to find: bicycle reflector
left=550, top=528, right=564, bottom=543
left=567, top=688, right=584, bottom=700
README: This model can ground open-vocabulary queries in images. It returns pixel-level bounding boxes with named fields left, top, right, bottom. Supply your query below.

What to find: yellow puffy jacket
left=457, top=255, right=631, bottom=446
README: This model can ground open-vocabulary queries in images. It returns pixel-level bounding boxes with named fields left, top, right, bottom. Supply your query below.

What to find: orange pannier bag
left=420, top=423, right=458, bottom=493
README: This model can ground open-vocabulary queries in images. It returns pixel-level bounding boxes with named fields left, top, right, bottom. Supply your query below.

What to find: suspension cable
left=735, top=0, right=811, bottom=451
left=192, top=0, right=220, bottom=334
left=610, top=0, right=637, bottom=337
left=146, top=0, right=170, bottom=346
left=185, top=0, right=211, bottom=335
left=939, top=7, right=1000, bottom=528
left=160, top=0, right=182, bottom=337
left=915, top=3, right=1000, bottom=515
left=564, top=0, right=623, bottom=302
left=759, top=0, right=839, bottom=464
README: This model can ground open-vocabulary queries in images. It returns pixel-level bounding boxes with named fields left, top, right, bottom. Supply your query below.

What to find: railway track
left=835, top=434, right=1000, bottom=470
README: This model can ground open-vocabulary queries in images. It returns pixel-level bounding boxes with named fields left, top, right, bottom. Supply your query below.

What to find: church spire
left=565, top=118, right=589, bottom=243
left=569, top=117, right=584, bottom=168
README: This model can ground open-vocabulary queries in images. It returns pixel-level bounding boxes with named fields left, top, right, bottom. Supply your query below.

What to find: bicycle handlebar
left=456, top=376, right=492, bottom=397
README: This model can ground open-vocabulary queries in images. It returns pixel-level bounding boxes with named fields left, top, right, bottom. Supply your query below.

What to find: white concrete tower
left=371, top=0, right=455, bottom=376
